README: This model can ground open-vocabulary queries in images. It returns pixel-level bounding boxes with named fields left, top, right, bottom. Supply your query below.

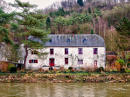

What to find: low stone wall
left=0, top=73, right=130, bottom=83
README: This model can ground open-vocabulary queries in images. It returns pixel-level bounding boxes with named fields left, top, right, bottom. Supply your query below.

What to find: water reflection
left=0, top=83, right=130, bottom=97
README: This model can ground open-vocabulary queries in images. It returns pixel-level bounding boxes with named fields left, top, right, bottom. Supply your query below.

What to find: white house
left=26, top=34, right=106, bottom=70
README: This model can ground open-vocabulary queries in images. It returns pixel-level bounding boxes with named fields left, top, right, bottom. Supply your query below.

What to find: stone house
left=26, top=34, right=106, bottom=70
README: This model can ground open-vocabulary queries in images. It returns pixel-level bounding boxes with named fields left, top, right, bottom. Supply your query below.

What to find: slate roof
left=28, top=34, right=105, bottom=47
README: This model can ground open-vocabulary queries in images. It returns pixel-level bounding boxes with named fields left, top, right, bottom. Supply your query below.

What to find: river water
left=0, top=83, right=129, bottom=97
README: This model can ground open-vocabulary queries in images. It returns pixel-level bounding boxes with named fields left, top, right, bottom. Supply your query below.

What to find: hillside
left=44, top=0, right=130, bottom=52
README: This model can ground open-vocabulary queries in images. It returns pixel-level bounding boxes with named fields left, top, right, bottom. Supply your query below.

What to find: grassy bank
left=0, top=72, right=130, bottom=83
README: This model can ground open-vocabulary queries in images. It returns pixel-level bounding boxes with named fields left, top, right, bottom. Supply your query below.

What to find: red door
left=49, top=58, right=55, bottom=67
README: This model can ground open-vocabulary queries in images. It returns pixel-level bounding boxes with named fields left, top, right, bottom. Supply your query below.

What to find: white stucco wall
left=26, top=47, right=105, bottom=70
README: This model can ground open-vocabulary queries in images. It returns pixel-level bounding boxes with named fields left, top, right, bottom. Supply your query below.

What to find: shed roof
left=29, top=34, right=105, bottom=47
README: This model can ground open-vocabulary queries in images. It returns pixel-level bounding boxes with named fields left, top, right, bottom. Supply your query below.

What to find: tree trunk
left=24, top=46, right=28, bottom=69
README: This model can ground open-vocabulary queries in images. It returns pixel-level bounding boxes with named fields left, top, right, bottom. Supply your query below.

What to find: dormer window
left=67, top=39, right=70, bottom=43
left=83, top=39, right=87, bottom=44
left=49, top=39, right=52, bottom=43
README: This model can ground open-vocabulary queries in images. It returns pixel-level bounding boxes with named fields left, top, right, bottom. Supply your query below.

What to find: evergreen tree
left=0, top=8, right=14, bottom=44
left=88, top=7, right=91, bottom=13
left=57, top=8, right=65, bottom=16
left=11, top=0, right=50, bottom=66
left=77, top=0, right=84, bottom=7
left=0, top=8, right=21, bottom=62
left=116, top=17, right=130, bottom=37
left=46, top=17, right=51, bottom=29
left=91, top=29, right=94, bottom=34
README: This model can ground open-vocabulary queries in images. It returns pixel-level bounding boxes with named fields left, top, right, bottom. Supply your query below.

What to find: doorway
left=49, top=58, right=55, bottom=67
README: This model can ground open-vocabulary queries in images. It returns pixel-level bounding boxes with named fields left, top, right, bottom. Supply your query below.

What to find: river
left=0, top=83, right=129, bottom=97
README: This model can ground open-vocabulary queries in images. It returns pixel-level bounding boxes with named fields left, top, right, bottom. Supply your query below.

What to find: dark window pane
left=50, top=49, right=54, bottom=55
left=67, top=39, right=70, bottom=43
left=29, top=60, right=32, bottom=63
left=94, top=48, right=98, bottom=54
left=78, top=48, right=83, bottom=54
left=78, top=59, right=83, bottom=64
left=65, top=48, right=68, bottom=54
left=34, top=60, right=38, bottom=63
left=65, top=58, right=68, bottom=64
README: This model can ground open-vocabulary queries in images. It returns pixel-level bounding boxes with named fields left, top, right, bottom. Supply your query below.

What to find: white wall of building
left=26, top=47, right=105, bottom=70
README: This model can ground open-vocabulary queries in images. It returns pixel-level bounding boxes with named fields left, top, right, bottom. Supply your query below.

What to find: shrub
left=120, top=68, right=125, bottom=73
left=8, top=63, right=17, bottom=73
left=116, top=59, right=125, bottom=66
left=68, top=67, right=73, bottom=71
left=125, top=69, right=130, bottom=73
left=96, top=67, right=104, bottom=72
left=115, top=61, right=121, bottom=71
left=49, top=67, right=53, bottom=70
left=127, top=63, right=130, bottom=68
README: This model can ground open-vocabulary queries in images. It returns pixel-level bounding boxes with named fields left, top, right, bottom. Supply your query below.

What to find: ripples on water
left=0, top=83, right=130, bottom=97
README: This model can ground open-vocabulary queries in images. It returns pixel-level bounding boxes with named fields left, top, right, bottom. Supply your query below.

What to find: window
left=67, top=39, right=70, bottom=43
left=65, top=48, right=68, bottom=55
left=83, top=39, right=87, bottom=44
left=49, top=58, right=55, bottom=66
left=93, top=48, right=98, bottom=54
left=49, top=39, right=52, bottom=43
left=65, top=58, right=68, bottom=64
left=29, top=59, right=38, bottom=63
left=78, top=59, right=83, bottom=64
left=78, top=48, right=83, bottom=54
left=50, top=49, right=54, bottom=55
left=94, top=60, right=97, bottom=67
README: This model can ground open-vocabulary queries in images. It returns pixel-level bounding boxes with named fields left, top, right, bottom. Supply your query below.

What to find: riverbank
left=0, top=72, right=130, bottom=83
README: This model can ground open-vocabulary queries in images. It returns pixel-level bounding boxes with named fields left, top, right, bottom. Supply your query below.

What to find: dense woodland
left=44, top=0, right=130, bottom=52
left=0, top=0, right=130, bottom=63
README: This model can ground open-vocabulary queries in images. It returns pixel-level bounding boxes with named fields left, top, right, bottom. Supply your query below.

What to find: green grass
left=125, top=69, right=130, bottom=73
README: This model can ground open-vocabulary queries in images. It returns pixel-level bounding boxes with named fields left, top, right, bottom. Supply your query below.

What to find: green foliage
left=53, top=12, right=93, bottom=28
left=8, top=63, right=17, bottom=73
left=49, top=8, right=67, bottom=17
left=103, top=3, right=130, bottom=26
left=88, top=7, right=91, bottom=13
left=127, top=63, right=130, bottom=68
left=46, top=17, right=51, bottom=29
left=91, top=29, right=94, bottom=34
left=12, top=0, right=49, bottom=49
left=125, top=69, right=130, bottom=73
left=0, top=8, right=14, bottom=44
left=11, top=23, right=19, bottom=32
left=116, top=17, right=130, bottom=36
left=77, top=0, right=84, bottom=7
left=94, top=8, right=102, bottom=17
left=117, top=59, right=125, bottom=66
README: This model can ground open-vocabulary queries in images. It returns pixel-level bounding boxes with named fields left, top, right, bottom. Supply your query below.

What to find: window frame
left=65, top=48, right=68, bottom=55
left=65, top=58, right=69, bottom=64
left=78, top=59, right=83, bottom=64
left=29, top=59, right=38, bottom=63
left=78, top=48, right=83, bottom=54
left=93, top=48, right=98, bottom=54
left=50, top=48, right=54, bottom=55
